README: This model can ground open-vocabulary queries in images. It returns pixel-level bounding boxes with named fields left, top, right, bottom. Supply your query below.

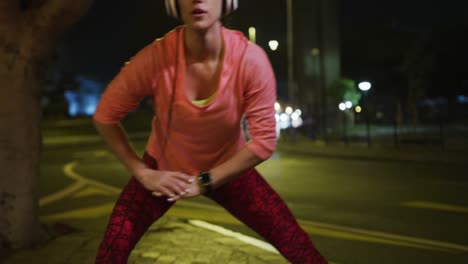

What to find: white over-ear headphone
left=165, top=0, right=239, bottom=20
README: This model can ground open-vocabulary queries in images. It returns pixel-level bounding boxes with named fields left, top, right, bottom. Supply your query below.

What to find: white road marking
left=188, top=219, right=279, bottom=253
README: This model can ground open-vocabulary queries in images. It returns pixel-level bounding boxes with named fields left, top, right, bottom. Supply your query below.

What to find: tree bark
left=0, top=0, right=93, bottom=248
left=0, top=0, right=20, bottom=26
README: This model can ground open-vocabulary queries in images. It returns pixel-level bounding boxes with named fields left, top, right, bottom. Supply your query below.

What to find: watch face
left=198, top=171, right=213, bottom=194
left=200, top=171, right=212, bottom=184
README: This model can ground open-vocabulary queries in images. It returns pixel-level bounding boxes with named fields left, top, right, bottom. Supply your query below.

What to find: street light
left=280, top=113, right=289, bottom=122
left=268, top=40, right=279, bottom=51
left=286, top=0, right=295, bottom=104
left=358, top=81, right=372, bottom=147
left=274, top=102, right=281, bottom=112
left=338, top=102, right=349, bottom=146
left=248, top=27, right=256, bottom=43
left=345, top=101, right=353, bottom=109
left=338, top=103, right=346, bottom=111
left=294, top=109, right=302, bottom=117
left=358, top=81, right=371, bottom=91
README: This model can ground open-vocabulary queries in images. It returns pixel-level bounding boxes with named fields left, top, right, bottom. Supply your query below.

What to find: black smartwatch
left=198, top=171, right=212, bottom=195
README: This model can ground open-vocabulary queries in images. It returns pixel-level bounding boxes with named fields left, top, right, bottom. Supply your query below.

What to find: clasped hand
left=136, top=168, right=202, bottom=202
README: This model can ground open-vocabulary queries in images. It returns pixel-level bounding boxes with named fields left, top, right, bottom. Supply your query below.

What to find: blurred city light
left=274, top=102, right=281, bottom=112
left=248, top=27, right=256, bottom=43
left=291, top=112, right=299, bottom=120
left=291, top=118, right=303, bottom=128
left=60, top=77, right=102, bottom=117
left=273, top=103, right=304, bottom=140
left=359, top=81, right=372, bottom=147
left=457, top=95, right=468, bottom=104
left=279, top=120, right=289, bottom=129
left=294, top=109, right=302, bottom=116
left=345, top=101, right=353, bottom=109
left=311, top=48, right=320, bottom=56
left=355, top=105, right=362, bottom=113
left=339, top=103, right=346, bottom=111
left=358, top=81, right=372, bottom=91
left=268, top=40, right=279, bottom=51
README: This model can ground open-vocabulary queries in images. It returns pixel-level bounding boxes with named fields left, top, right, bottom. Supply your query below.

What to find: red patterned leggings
left=95, top=153, right=327, bottom=263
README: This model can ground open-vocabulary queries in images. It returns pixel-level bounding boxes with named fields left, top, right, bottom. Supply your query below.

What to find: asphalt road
left=39, top=141, right=468, bottom=264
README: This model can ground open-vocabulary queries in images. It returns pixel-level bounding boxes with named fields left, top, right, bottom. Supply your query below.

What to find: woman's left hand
left=152, top=176, right=202, bottom=202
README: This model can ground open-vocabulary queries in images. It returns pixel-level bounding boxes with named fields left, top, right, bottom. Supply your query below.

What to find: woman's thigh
left=95, top=153, right=173, bottom=264
left=208, top=169, right=327, bottom=264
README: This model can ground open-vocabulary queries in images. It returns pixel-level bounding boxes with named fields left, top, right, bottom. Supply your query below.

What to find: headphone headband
left=165, top=0, right=238, bottom=20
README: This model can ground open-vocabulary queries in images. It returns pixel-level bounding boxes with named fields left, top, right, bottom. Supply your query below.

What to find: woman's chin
left=186, top=21, right=220, bottom=32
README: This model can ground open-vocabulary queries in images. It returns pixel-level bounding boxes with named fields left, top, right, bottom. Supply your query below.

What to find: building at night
left=232, top=0, right=341, bottom=137
left=291, top=0, right=341, bottom=136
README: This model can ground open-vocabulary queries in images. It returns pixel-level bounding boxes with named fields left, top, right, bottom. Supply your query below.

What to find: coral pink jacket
left=94, top=26, right=277, bottom=176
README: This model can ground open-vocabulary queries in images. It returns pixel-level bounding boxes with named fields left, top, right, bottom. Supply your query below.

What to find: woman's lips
left=192, top=8, right=207, bottom=18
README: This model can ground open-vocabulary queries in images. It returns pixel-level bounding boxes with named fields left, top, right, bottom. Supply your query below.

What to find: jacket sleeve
left=243, top=44, right=277, bottom=160
left=93, top=42, right=157, bottom=124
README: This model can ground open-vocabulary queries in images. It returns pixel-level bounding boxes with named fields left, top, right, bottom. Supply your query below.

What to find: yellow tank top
left=192, top=91, right=217, bottom=106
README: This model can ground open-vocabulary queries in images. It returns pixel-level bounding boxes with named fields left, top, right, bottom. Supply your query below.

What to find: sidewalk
left=276, top=136, right=468, bottom=164
left=3, top=216, right=288, bottom=264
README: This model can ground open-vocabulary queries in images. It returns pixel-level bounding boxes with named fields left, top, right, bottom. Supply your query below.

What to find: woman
left=93, top=0, right=327, bottom=263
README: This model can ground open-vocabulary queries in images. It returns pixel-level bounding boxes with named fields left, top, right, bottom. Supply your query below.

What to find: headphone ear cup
left=223, top=0, right=239, bottom=16
left=165, top=0, right=179, bottom=19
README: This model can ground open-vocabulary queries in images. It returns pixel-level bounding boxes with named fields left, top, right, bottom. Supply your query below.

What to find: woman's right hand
left=135, top=168, right=194, bottom=199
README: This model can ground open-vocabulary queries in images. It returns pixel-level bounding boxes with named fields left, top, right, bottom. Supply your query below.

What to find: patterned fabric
left=95, top=153, right=327, bottom=263
left=95, top=154, right=172, bottom=263
left=209, top=169, right=327, bottom=263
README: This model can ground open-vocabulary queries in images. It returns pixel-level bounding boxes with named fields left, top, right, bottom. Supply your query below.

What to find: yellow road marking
left=72, top=186, right=115, bottom=198
left=94, top=150, right=108, bottom=157
left=298, top=220, right=465, bottom=253
left=39, top=181, right=86, bottom=207
left=39, top=161, right=121, bottom=207
left=403, top=201, right=468, bottom=214
left=63, top=161, right=121, bottom=194
left=39, top=161, right=120, bottom=206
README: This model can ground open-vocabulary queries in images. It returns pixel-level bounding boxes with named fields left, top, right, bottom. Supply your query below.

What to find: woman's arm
left=93, top=121, right=146, bottom=177
left=94, top=120, right=193, bottom=199
left=209, top=44, right=277, bottom=191
left=209, top=146, right=263, bottom=188
left=93, top=40, right=194, bottom=200
left=174, top=146, right=263, bottom=199
left=178, top=43, right=277, bottom=198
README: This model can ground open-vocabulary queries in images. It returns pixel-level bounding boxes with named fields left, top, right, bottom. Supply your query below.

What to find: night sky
left=57, top=0, right=287, bottom=82
left=340, top=0, right=467, bottom=100
left=57, top=0, right=468, bottom=99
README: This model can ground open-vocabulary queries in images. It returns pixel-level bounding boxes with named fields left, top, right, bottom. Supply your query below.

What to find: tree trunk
left=0, top=46, right=42, bottom=249
left=0, top=15, right=47, bottom=247
left=0, top=0, right=93, bottom=248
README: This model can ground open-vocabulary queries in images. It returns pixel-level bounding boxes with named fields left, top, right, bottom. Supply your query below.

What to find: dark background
left=57, top=0, right=468, bottom=90
left=46, top=0, right=468, bottom=128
